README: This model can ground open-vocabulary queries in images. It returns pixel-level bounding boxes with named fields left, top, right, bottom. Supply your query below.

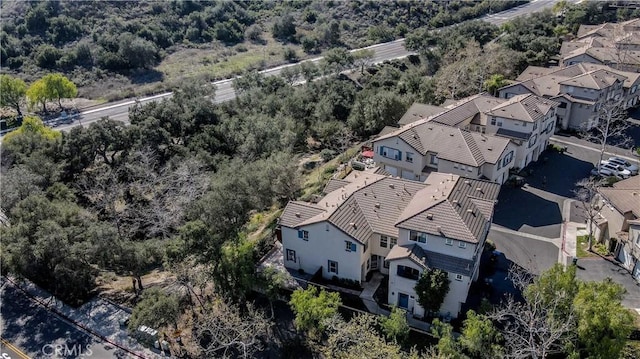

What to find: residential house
left=592, top=176, right=640, bottom=281
left=560, top=19, right=640, bottom=72
left=498, top=63, right=637, bottom=130
left=372, top=121, right=517, bottom=184
left=278, top=171, right=500, bottom=318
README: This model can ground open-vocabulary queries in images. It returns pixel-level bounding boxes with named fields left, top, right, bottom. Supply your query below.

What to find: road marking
left=0, top=338, right=30, bottom=359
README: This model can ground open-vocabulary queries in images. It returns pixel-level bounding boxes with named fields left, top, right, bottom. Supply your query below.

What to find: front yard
left=576, top=235, right=609, bottom=258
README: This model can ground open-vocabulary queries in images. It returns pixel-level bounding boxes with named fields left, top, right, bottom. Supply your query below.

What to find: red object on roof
left=362, top=150, right=374, bottom=158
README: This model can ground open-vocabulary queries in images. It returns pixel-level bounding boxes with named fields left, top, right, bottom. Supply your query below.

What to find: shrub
left=320, top=149, right=336, bottom=162
left=283, top=47, right=298, bottom=63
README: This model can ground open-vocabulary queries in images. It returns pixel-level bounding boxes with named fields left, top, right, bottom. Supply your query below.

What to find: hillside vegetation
left=1, top=0, right=521, bottom=101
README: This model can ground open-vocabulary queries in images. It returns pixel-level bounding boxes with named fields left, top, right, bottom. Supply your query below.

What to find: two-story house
left=278, top=171, right=500, bottom=319
left=484, top=94, right=559, bottom=170
left=592, top=176, right=640, bottom=280
left=499, top=64, right=633, bottom=131
left=372, top=122, right=517, bottom=184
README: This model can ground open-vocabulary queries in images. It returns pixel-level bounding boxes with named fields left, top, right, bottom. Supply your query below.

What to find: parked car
left=606, top=157, right=638, bottom=175
left=599, top=161, right=632, bottom=178
left=591, top=166, right=621, bottom=178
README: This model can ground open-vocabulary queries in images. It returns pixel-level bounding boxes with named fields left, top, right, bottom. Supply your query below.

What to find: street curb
left=3, top=276, right=149, bottom=359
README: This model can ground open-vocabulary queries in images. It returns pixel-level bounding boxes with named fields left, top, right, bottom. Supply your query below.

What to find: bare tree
left=352, top=49, right=375, bottom=75
left=487, top=265, right=576, bottom=359
left=193, top=298, right=270, bottom=359
left=580, top=97, right=632, bottom=168
left=574, top=177, right=606, bottom=252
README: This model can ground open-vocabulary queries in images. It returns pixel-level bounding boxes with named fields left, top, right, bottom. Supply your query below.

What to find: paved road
left=1, top=338, right=30, bottom=359
left=0, top=283, right=124, bottom=359
left=575, top=257, right=640, bottom=309
left=489, top=227, right=560, bottom=275
left=47, top=0, right=564, bottom=130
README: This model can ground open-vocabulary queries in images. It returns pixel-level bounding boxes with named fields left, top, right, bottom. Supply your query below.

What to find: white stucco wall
left=387, top=257, right=471, bottom=319
left=281, top=222, right=364, bottom=282
left=397, top=228, right=477, bottom=260
left=373, top=137, right=425, bottom=181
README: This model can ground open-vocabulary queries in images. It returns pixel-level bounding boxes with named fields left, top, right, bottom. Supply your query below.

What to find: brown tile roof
left=558, top=68, right=625, bottom=89
left=375, top=121, right=510, bottom=167
left=516, top=66, right=556, bottom=81
left=579, top=63, right=640, bottom=88
left=398, top=103, right=446, bottom=126
left=396, top=173, right=500, bottom=243
left=378, top=125, right=400, bottom=137
left=598, top=176, right=640, bottom=217
left=386, top=244, right=475, bottom=276
left=429, top=94, right=504, bottom=127
left=486, top=93, right=558, bottom=123
left=279, top=201, right=326, bottom=228
left=323, top=179, right=351, bottom=194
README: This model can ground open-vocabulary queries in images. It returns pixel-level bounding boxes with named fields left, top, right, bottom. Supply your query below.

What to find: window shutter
left=298, top=230, right=303, bottom=239
left=351, top=243, right=356, bottom=252
left=379, top=146, right=384, bottom=155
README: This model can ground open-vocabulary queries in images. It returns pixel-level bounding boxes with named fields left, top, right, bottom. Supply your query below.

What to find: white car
left=591, top=166, right=621, bottom=178
left=606, top=157, right=638, bottom=175
left=599, top=161, right=632, bottom=178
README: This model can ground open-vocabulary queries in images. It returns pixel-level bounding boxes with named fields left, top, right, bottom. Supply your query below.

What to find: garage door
left=401, top=169, right=414, bottom=180
left=385, top=165, right=398, bottom=177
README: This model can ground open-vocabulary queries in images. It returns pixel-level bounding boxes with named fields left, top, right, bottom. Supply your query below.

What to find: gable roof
left=395, top=172, right=500, bottom=243
left=323, top=178, right=351, bottom=194
left=375, top=121, right=510, bottom=167
left=279, top=201, right=325, bottom=228
left=428, top=94, right=504, bottom=127
left=398, top=103, right=446, bottom=126
left=486, top=93, right=558, bottom=123
left=558, top=68, right=625, bottom=89
left=598, top=176, right=640, bottom=218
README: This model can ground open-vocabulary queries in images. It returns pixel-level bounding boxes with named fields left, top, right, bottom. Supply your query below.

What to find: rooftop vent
left=375, top=203, right=381, bottom=209
left=476, top=187, right=483, bottom=193
left=427, top=213, right=433, bottom=220
left=436, top=225, right=442, bottom=233
left=467, top=209, right=473, bottom=214
left=452, top=199, right=459, bottom=205
left=295, top=212, right=301, bottom=218
left=464, top=180, right=471, bottom=185
left=350, top=222, right=357, bottom=229
left=488, top=147, right=493, bottom=151
left=389, top=184, right=395, bottom=189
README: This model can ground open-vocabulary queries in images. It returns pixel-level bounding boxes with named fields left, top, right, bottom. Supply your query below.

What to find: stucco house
left=278, top=171, right=500, bottom=319
left=592, top=176, right=640, bottom=281
left=499, top=63, right=639, bottom=130
left=372, top=93, right=558, bottom=183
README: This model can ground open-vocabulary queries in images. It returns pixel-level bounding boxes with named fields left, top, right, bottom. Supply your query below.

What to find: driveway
left=488, top=227, right=560, bottom=275
left=575, top=257, right=640, bottom=309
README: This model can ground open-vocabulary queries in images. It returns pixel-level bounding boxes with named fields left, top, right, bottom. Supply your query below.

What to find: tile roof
left=516, top=66, right=555, bottom=81
left=280, top=172, right=499, bottom=245
left=323, top=179, right=351, bottom=194
left=386, top=244, right=475, bottom=276
left=486, top=93, right=558, bottom=123
left=558, top=68, right=625, bottom=89
left=396, top=173, right=500, bottom=243
left=598, top=176, right=640, bottom=218
left=429, top=94, right=504, bottom=127
left=279, top=201, right=326, bottom=228
left=398, top=103, right=446, bottom=126
left=375, top=121, right=510, bottom=167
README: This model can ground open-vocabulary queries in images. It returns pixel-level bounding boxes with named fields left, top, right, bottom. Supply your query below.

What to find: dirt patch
left=97, top=269, right=176, bottom=307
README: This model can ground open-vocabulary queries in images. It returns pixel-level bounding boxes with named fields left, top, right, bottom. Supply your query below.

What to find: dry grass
left=96, top=269, right=175, bottom=307
left=300, top=145, right=360, bottom=200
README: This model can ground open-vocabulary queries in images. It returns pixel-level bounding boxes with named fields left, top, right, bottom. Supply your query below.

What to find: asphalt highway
left=50, top=0, right=566, bottom=130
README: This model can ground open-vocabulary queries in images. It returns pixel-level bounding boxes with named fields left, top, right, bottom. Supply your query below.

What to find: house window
left=490, top=118, right=496, bottom=126
left=390, top=237, right=397, bottom=248
left=528, top=134, right=538, bottom=149
left=409, top=231, right=427, bottom=243
left=397, top=265, right=420, bottom=280
left=406, top=152, right=414, bottom=163
left=497, top=121, right=503, bottom=127
left=559, top=102, right=567, bottom=108
left=286, top=249, right=296, bottom=262
left=445, top=238, right=453, bottom=246
left=380, top=146, right=402, bottom=161
left=459, top=242, right=467, bottom=249
left=455, top=274, right=463, bottom=281
left=430, top=154, right=439, bottom=165
left=453, top=163, right=459, bottom=169
left=328, top=260, right=338, bottom=274
left=298, top=230, right=309, bottom=241
left=502, top=151, right=514, bottom=167
left=467, top=166, right=473, bottom=173
left=383, top=258, right=390, bottom=268
left=345, top=241, right=357, bottom=252
left=380, top=236, right=388, bottom=248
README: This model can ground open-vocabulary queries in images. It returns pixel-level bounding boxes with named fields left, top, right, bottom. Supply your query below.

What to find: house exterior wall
left=387, top=257, right=471, bottom=318
left=567, top=104, right=596, bottom=130
left=373, top=137, right=425, bottom=181
left=281, top=222, right=364, bottom=282
left=371, top=233, right=398, bottom=275
left=436, top=159, right=482, bottom=180
left=629, top=224, right=640, bottom=281
left=498, top=84, right=533, bottom=99
left=397, top=228, right=478, bottom=260
left=562, top=53, right=602, bottom=67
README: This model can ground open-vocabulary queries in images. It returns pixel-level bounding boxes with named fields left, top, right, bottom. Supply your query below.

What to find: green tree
left=0, top=75, right=27, bottom=116
left=26, top=78, right=49, bottom=113
left=573, top=279, right=634, bottom=359
left=380, top=306, right=410, bottom=344
left=289, top=285, right=341, bottom=338
left=431, top=319, right=463, bottom=358
left=26, top=73, right=78, bottom=111
left=459, top=310, right=503, bottom=359
left=210, top=237, right=256, bottom=302
left=2, top=116, right=61, bottom=143
left=324, top=314, right=404, bottom=359
left=484, top=74, right=507, bottom=97
left=128, top=288, right=181, bottom=331
left=414, top=268, right=450, bottom=315
left=259, top=266, right=287, bottom=318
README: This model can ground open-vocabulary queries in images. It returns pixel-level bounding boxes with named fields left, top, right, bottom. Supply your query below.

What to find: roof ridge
left=460, top=130, right=484, bottom=166
left=441, top=200, right=477, bottom=241
left=352, top=193, right=375, bottom=235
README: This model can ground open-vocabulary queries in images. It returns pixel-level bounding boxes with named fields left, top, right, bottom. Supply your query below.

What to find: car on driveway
left=606, top=157, right=638, bottom=175
left=591, top=166, right=621, bottom=178
left=599, top=161, right=632, bottom=178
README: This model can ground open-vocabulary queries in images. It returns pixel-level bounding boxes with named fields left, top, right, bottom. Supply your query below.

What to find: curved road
left=50, top=0, right=567, bottom=131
